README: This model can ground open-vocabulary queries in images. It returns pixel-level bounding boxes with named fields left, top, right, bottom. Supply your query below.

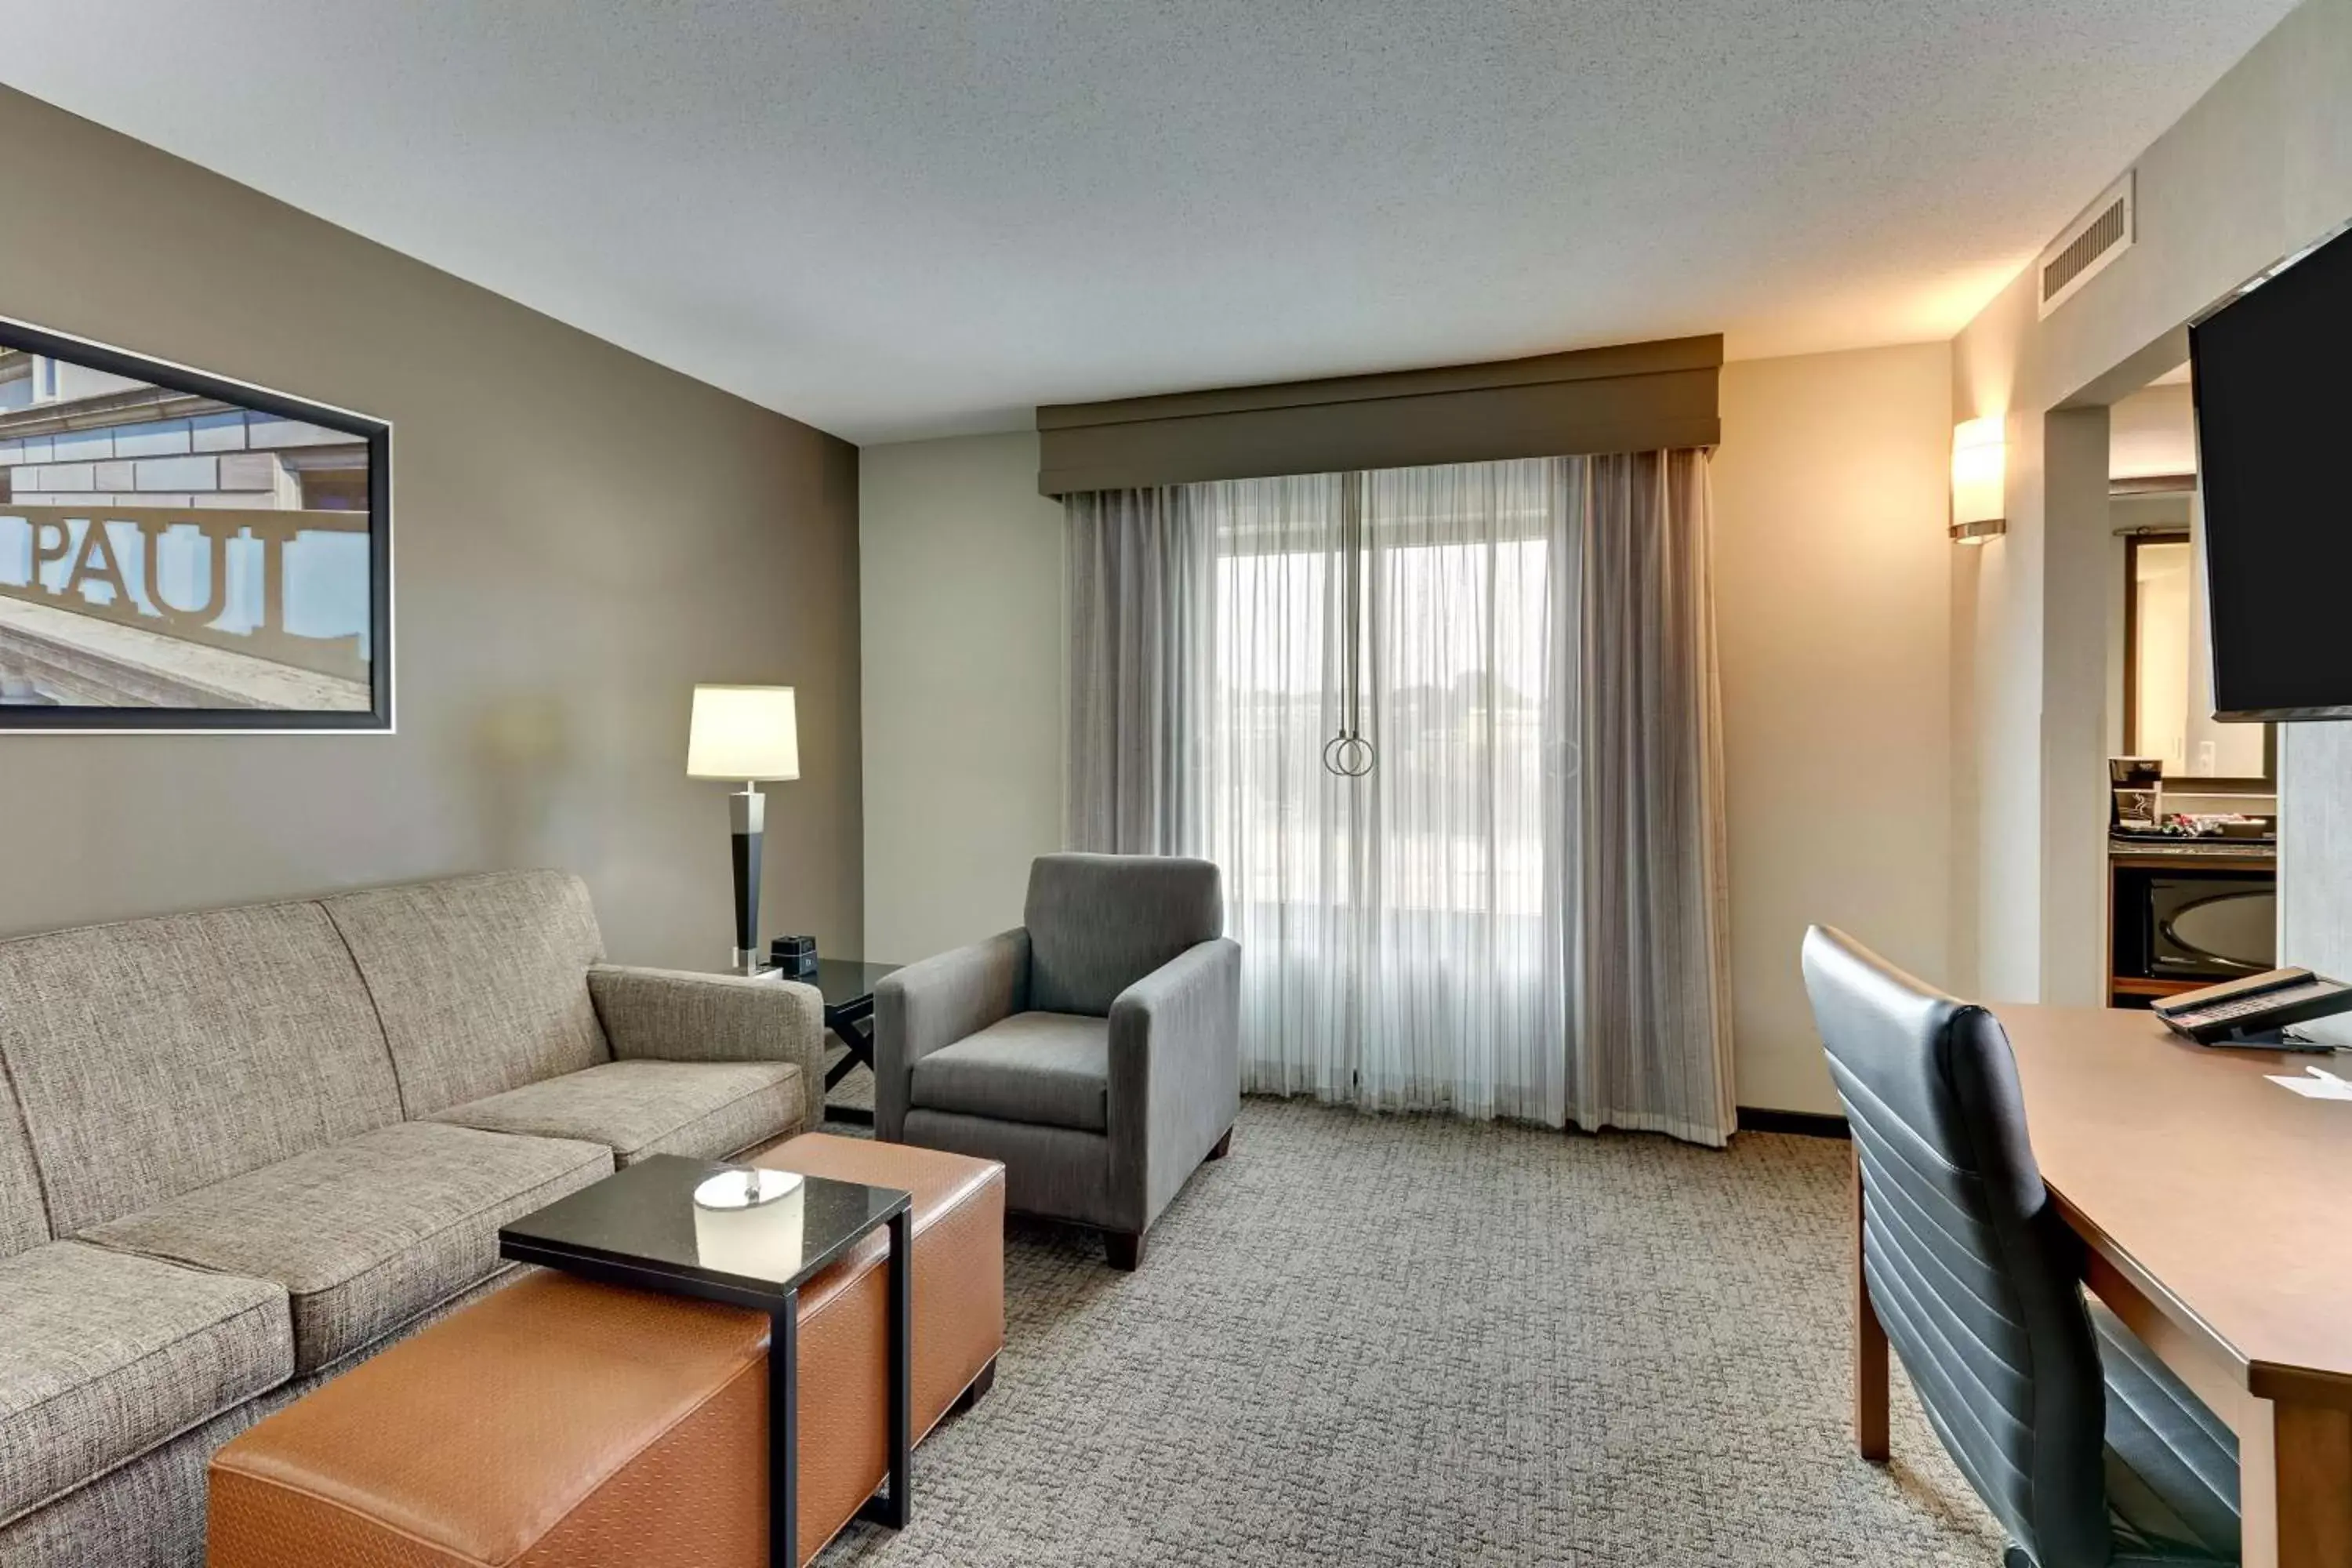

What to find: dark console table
left=774, top=959, right=900, bottom=1125
left=499, top=1155, right=913, bottom=1568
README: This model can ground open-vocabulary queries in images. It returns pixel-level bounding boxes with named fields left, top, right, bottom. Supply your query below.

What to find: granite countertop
left=2108, top=834, right=2277, bottom=858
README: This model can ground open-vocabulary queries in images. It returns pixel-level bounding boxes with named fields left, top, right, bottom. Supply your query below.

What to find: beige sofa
left=0, top=869, right=825, bottom=1568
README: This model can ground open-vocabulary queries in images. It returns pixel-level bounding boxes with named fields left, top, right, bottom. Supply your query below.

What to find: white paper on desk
left=2267, top=1065, right=2352, bottom=1100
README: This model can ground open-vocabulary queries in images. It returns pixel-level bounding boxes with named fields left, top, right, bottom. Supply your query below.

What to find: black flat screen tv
left=2191, top=222, right=2352, bottom=721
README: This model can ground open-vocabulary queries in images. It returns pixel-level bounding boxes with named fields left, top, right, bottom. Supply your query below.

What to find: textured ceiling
left=0, top=0, right=2300, bottom=443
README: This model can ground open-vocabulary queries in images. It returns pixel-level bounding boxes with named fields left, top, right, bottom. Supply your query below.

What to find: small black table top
left=499, top=1153, right=909, bottom=1303
left=768, top=958, right=900, bottom=1014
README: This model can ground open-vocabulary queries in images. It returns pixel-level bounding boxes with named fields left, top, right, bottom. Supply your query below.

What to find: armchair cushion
left=586, top=965, right=826, bottom=1134
left=909, top=1013, right=1109, bottom=1133
left=874, top=929, right=1030, bottom=1142
left=1025, top=854, right=1222, bottom=1016
left=423, top=1058, right=806, bottom=1167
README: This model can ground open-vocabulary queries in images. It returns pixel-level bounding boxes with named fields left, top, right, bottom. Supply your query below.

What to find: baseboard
left=1736, top=1105, right=1849, bottom=1140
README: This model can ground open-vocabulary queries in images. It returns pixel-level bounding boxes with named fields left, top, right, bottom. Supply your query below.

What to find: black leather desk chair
left=1801, top=926, right=2241, bottom=1566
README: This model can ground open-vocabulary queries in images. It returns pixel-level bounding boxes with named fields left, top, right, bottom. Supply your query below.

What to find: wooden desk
left=1851, top=1004, right=2352, bottom=1567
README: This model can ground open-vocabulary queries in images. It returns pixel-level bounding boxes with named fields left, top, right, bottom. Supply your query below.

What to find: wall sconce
left=1950, top=416, right=2007, bottom=544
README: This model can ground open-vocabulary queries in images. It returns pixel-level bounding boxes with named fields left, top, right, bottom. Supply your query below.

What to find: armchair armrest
left=873, top=929, right=1029, bottom=1142
left=1108, top=937, right=1241, bottom=1231
left=586, top=964, right=826, bottom=1133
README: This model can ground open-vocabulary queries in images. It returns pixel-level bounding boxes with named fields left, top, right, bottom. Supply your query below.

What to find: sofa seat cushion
left=84, top=1122, right=611, bottom=1375
left=909, top=1011, right=1109, bottom=1132
left=423, top=1058, right=805, bottom=1167
left=0, top=1241, right=291, bottom=1525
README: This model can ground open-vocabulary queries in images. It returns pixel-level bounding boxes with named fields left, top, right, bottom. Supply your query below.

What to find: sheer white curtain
left=1205, top=460, right=1566, bottom=1121
left=1066, top=452, right=1734, bottom=1145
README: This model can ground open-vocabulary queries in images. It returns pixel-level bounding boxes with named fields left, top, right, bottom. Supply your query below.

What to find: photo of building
left=0, top=340, right=377, bottom=713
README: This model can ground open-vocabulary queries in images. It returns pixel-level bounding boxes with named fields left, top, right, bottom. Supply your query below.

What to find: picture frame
left=0, top=314, right=391, bottom=731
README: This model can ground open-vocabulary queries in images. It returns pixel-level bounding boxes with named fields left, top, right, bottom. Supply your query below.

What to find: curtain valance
left=1036, top=335, right=1720, bottom=496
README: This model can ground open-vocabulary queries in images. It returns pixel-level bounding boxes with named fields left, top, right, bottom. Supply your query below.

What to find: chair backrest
left=0, top=899, right=405, bottom=1236
left=1800, top=926, right=2109, bottom=1568
left=1025, top=854, right=1223, bottom=1016
left=0, top=869, right=612, bottom=1242
left=322, top=870, right=612, bottom=1117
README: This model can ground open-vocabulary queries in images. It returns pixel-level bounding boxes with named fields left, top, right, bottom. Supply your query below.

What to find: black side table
left=771, top=959, right=900, bottom=1126
left=499, top=1155, right=913, bottom=1568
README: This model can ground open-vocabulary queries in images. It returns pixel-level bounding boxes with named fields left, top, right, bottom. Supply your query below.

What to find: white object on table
left=2266, top=1064, right=2352, bottom=1101
left=691, top=1167, right=807, bottom=1279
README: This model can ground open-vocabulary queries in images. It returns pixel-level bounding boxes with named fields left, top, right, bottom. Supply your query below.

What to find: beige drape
left=1063, top=486, right=1212, bottom=855
left=1559, top=451, right=1736, bottom=1145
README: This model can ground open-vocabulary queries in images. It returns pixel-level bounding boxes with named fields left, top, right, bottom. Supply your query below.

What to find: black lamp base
left=729, top=784, right=764, bottom=974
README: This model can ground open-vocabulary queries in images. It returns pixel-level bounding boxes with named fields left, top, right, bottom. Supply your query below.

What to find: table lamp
left=686, top=684, right=799, bottom=974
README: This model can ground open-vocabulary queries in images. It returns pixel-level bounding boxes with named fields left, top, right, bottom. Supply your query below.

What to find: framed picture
left=0, top=315, right=390, bottom=731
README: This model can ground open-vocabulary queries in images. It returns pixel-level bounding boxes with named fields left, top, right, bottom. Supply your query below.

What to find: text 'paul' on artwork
left=0, top=318, right=390, bottom=731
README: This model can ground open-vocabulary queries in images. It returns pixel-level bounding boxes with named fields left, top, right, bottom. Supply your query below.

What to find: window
left=299, top=466, right=370, bottom=510
left=1212, top=534, right=1551, bottom=919
left=1199, top=459, right=1566, bottom=1115
left=1065, top=446, right=1730, bottom=1137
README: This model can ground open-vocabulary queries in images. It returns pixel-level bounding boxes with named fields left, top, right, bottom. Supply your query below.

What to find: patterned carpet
left=812, top=1095, right=2005, bottom=1566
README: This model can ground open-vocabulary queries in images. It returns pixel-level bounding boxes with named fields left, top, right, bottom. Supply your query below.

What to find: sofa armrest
left=873, top=930, right=1029, bottom=1142
left=586, top=965, right=826, bottom=1133
left=1107, top=937, right=1241, bottom=1231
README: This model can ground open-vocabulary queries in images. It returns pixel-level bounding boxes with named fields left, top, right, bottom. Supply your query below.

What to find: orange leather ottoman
left=206, top=1135, right=1003, bottom=1568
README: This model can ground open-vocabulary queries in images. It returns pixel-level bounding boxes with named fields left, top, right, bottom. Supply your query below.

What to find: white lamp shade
left=1951, top=416, right=2007, bottom=526
left=687, top=685, right=800, bottom=781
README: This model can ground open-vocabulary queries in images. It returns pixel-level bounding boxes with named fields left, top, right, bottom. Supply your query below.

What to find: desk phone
left=2151, top=967, right=2352, bottom=1046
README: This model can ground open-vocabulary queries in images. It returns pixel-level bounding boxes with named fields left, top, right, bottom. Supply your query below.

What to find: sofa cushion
left=321, top=871, right=612, bottom=1118
left=0, top=900, right=402, bottom=1236
left=83, top=1122, right=611, bottom=1374
left=1025, top=853, right=1223, bottom=1016
left=910, top=1011, right=1109, bottom=1132
left=423, top=1058, right=806, bottom=1167
left=0, top=1241, right=291, bottom=1526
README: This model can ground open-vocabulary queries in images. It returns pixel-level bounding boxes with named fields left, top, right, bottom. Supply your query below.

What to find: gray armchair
left=874, top=853, right=1239, bottom=1269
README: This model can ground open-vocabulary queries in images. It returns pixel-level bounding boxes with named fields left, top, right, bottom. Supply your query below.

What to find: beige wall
left=1950, top=0, right=2352, bottom=1002
left=859, top=431, right=1064, bottom=963
left=856, top=355, right=1958, bottom=1116
left=1713, top=345, right=1955, bottom=1114
left=0, top=86, right=862, bottom=967
left=2110, top=380, right=2197, bottom=478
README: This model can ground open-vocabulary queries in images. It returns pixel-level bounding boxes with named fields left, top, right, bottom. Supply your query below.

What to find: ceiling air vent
left=2038, top=172, right=2135, bottom=319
